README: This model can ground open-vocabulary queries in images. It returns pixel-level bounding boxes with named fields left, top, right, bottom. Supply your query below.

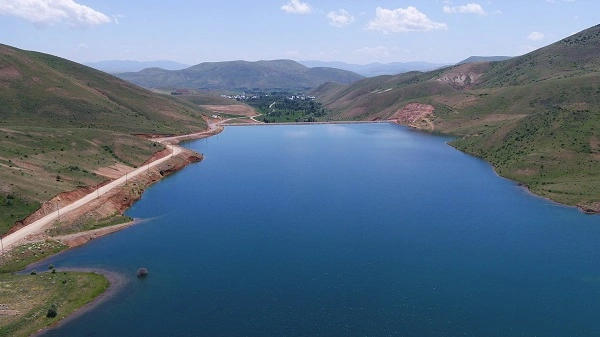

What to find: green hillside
left=0, top=44, right=208, bottom=232
left=117, top=59, right=364, bottom=90
left=315, top=24, right=600, bottom=211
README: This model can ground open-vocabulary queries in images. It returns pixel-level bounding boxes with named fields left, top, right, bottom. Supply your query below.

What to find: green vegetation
left=0, top=43, right=210, bottom=232
left=0, top=194, right=40, bottom=236
left=0, top=241, right=67, bottom=274
left=315, top=24, right=600, bottom=210
left=241, top=91, right=327, bottom=123
left=48, top=213, right=132, bottom=237
left=0, top=270, right=108, bottom=337
left=0, top=241, right=109, bottom=337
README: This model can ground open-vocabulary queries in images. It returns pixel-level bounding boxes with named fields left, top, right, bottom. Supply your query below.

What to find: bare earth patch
left=389, top=103, right=435, bottom=130
left=200, top=105, right=259, bottom=117
left=94, top=163, right=134, bottom=179
left=0, top=65, right=20, bottom=80
left=515, top=168, right=539, bottom=176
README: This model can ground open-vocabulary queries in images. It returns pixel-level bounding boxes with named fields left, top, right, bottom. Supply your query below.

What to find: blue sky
left=1, top=0, right=598, bottom=65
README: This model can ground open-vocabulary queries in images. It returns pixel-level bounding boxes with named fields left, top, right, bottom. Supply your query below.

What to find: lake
left=40, top=123, right=600, bottom=336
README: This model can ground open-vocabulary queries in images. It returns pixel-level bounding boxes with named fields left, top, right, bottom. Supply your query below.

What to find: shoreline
left=0, top=122, right=222, bottom=252
left=3, top=119, right=598, bottom=333
left=29, top=268, right=130, bottom=337
left=0, top=122, right=222, bottom=336
left=446, top=141, right=600, bottom=215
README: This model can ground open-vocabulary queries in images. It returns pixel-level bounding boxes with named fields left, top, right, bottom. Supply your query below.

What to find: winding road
left=1, top=122, right=221, bottom=251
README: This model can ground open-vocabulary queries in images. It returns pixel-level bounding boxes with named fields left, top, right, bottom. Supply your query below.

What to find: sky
left=1, top=0, right=598, bottom=65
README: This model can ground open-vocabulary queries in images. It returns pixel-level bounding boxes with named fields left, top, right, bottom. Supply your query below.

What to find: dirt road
left=1, top=144, right=182, bottom=250
left=0, top=121, right=223, bottom=251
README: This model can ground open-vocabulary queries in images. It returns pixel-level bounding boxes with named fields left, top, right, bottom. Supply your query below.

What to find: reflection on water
left=42, top=124, right=600, bottom=337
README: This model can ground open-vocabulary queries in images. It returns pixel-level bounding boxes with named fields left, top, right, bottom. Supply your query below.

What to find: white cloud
left=527, top=31, right=545, bottom=40
left=0, top=0, right=111, bottom=28
left=281, top=0, right=311, bottom=14
left=327, top=9, right=355, bottom=28
left=443, top=3, right=487, bottom=15
left=366, top=6, right=448, bottom=34
left=112, top=13, right=125, bottom=25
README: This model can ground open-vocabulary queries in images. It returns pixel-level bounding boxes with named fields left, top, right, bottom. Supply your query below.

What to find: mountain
left=84, top=60, right=190, bottom=73
left=117, top=59, right=364, bottom=90
left=0, top=43, right=208, bottom=211
left=457, top=56, right=512, bottom=64
left=314, top=24, right=600, bottom=211
left=299, top=60, right=448, bottom=77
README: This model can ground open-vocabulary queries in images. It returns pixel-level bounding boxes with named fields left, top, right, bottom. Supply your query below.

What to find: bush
left=46, top=304, right=57, bottom=318
left=30, top=270, right=37, bottom=275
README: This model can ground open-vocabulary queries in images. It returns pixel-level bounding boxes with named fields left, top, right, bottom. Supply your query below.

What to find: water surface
left=41, top=124, right=600, bottom=337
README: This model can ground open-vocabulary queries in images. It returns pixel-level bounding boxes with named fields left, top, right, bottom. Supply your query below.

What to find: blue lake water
left=39, top=123, right=600, bottom=337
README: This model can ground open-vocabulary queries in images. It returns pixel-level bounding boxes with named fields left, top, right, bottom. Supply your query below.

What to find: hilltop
left=299, top=60, right=448, bottom=77
left=84, top=60, right=191, bottom=73
left=0, top=44, right=209, bottom=232
left=314, top=24, right=600, bottom=211
left=457, top=56, right=512, bottom=64
left=117, top=59, right=364, bottom=90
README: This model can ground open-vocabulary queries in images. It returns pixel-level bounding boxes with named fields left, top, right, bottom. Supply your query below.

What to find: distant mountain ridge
left=84, top=60, right=190, bottom=73
left=299, top=60, right=449, bottom=77
left=116, top=59, right=364, bottom=90
left=84, top=60, right=190, bottom=74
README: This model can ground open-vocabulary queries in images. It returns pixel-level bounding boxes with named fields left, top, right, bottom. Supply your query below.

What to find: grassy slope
left=0, top=271, right=108, bottom=337
left=0, top=240, right=107, bottom=337
left=0, top=44, right=209, bottom=233
left=316, top=24, right=600, bottom=210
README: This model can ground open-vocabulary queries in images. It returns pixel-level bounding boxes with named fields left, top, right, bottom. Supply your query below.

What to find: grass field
left=0, top=240, right=109, bottom=337
left=0, top=270, right=108, bottom=337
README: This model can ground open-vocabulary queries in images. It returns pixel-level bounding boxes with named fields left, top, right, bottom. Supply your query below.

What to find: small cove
left=39, top=123, right=600, bottom=337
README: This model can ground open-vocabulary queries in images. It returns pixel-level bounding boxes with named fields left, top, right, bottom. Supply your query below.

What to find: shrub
left=46, top=304, right=57, bottom=318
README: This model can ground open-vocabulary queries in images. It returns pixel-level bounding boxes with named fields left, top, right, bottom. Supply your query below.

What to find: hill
left=457, top=56, right=512, bottom=64
left=299, top=60, right=448, bottom=77
left=117, top=59, right=364, bottom=90
left=314, top=24, right=600, bottom=211
left=0, top=44, right=209, bottom=231
left=84, top=60, right=190, bottom=73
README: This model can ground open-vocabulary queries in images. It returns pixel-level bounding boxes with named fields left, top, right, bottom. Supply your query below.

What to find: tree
left=47, top=304, right=57, bottom=318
